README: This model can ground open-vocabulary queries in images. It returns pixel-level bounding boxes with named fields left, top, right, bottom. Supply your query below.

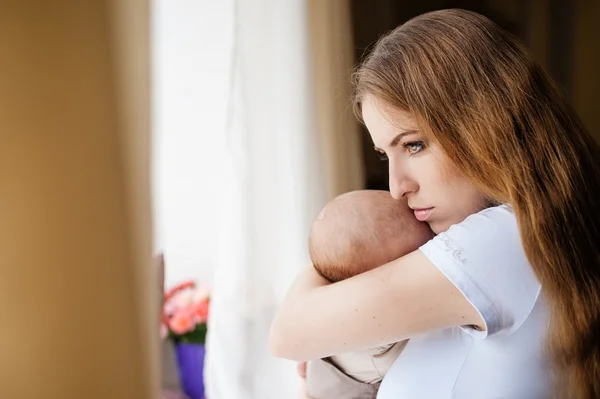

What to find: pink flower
left=165, top=281, right=195, bottom=299
left=192, top=300, right=210, bottom=323
left=164, top=287, right=197, bottom=316
left=169, top=308, right=196, bottom=335
left=171, top=288, right=195, bottom=309
left=193, top=285, right=211, bottom=302
left=162, top=279, right=212, bottom=339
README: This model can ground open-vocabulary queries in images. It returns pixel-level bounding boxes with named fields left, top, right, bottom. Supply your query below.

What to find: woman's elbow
left=268, top=332, right=291, bottom=359
left=269, top=319, right=304, bottom=361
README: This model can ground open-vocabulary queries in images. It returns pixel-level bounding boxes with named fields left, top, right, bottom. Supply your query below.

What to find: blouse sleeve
left=419, top=205, right=541, bottom=338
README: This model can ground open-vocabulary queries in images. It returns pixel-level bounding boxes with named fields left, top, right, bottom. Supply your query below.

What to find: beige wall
left=308, top=0, right=365, bottom=198
left=0, top=2, right=158, bottom=398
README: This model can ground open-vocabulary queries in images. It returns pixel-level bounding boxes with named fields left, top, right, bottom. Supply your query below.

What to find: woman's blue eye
left=403, top=141, right=425, bottom=154
left=377, top=152, right=388, bottom=161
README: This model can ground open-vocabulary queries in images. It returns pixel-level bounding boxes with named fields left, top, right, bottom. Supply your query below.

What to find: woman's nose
left=389, top=166, right=418, bottom=199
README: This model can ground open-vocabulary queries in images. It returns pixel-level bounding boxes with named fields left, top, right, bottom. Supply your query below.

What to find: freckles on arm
left=270, top=250, right=483, bottom=360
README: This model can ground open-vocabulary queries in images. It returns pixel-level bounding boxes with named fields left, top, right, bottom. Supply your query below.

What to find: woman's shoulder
left=430, top=204, right=521, bottom=261
left=422, top=203, right=530, bottom=280
left=457, top=203, right=515, bottom=230
left=420, top=203, right=540, bottom=338
left=474, top=203, right=514, bottom=220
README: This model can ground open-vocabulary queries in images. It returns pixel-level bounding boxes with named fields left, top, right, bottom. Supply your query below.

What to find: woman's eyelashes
left=375, top=140, right=425, bottom=161
left=403, top=141, right=425, bottom=155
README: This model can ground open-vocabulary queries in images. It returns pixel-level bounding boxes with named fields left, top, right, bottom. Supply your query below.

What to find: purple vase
left=175, top=343, right=205, bottom=399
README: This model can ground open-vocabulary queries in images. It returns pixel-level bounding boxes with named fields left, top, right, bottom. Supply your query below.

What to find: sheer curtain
left=151, top=0, right=234, bottom=290
left=151, top=0, right=236, bottom=388
left=205, top=0, right=363, bottom=398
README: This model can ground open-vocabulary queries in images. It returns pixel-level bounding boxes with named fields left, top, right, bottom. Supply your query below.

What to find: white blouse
left=377, top=205, right=552, bottom=399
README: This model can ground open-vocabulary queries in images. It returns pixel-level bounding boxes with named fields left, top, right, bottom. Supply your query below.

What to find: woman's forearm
left=269, top=262, right=403, bottom=361
left=269, top=265, right=332, bottom=359
left=269, top=251, right=481, bottom=361
left=282, top=264, right=330, bottom=298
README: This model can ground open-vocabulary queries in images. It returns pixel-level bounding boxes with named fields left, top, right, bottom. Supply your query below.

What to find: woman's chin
left=428, top=219, right=454, bottom=235
left=428, top=220, right=443, bottom=235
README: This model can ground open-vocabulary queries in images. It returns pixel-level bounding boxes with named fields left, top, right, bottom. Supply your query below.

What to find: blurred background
left=0, top=1, right=598, bottom=399
left=155, top=1, right=599, bottom=396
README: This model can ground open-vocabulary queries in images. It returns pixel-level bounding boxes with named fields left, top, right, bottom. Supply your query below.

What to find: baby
left=306, top=190, right=434, bottom=399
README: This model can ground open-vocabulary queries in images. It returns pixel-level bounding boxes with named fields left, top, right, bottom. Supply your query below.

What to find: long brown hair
left=353, top=9, right=600, bottom=398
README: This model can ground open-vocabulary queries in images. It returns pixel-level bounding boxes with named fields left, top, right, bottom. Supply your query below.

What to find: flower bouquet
left=162, top=280, right=210, bottom=399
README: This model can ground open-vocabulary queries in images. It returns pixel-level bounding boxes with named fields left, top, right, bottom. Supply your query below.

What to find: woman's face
left=361, top=96, right=488, bottom=234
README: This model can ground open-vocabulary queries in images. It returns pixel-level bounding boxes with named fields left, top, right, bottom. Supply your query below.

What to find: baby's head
left=309, top=190, right=434, bottom=282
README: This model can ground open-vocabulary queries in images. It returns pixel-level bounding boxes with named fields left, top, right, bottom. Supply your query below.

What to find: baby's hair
left=309, top=190, right=432, bottom=282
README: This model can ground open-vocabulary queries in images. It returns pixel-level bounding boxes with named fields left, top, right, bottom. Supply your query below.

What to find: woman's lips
left=413, top=207, right=434, bottom=221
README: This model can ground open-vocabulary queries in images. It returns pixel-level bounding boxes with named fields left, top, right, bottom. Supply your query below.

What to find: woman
left=270, top=9, right=600, bottom=399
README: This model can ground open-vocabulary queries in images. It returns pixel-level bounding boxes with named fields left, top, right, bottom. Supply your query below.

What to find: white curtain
left=205, top=0, right=363, bottom=398
left=205, top=1, right=323, bottom=398
left=151, top=0, right=234, bottom=290
left=150, top=1, right=236, bottom=387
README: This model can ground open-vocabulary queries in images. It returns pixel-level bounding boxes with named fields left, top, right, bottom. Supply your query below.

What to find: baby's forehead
left=325, top=196, right=410, bottom=220
left=342, top=194, right=409, bottom=211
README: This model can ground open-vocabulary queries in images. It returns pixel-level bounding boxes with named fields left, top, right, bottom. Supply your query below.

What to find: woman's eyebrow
left=373, top=130, right=419, bottom=152
left=389, top=130, right=418, bottom=147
